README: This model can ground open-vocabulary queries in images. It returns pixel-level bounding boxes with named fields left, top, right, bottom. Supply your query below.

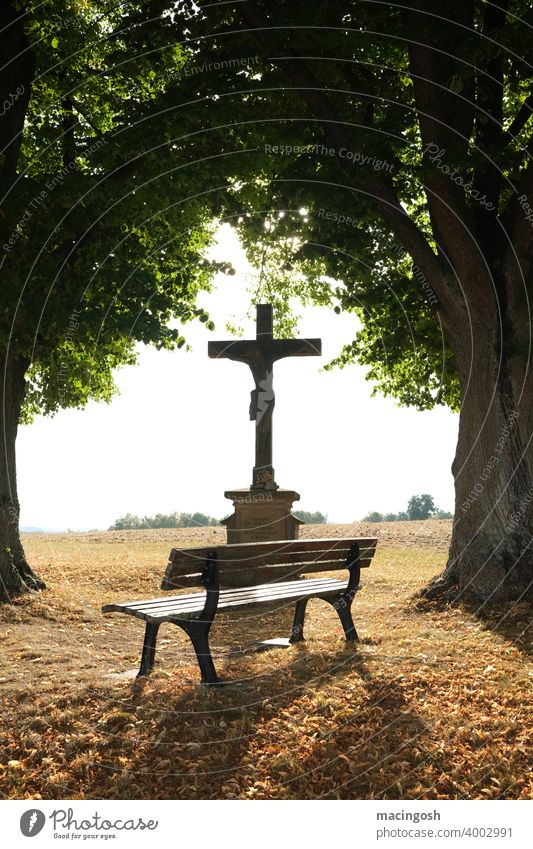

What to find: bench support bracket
left=138, top=622, right=161, bottom=677
left=288, top=541, right=361, bottom=644
left=175, top=619, right=219, bottom=684
left=137, top=552, right=221, bottom=684
left=289, top=598, right=309, bottom=643
left=324, top=593, right=359, bottom=641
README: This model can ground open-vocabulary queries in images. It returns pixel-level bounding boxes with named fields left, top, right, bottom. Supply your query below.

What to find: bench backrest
left=161, top=537, right=378, bottom=590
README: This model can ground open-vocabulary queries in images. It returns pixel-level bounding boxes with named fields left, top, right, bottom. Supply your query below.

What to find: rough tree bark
left=0, top=354, right=45, bottom=602
left=0, top=4, right=45, bottom=602
left=425, top=312, right=533, bottom=602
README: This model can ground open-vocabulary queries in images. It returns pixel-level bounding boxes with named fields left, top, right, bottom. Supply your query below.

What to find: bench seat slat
left=211, top=582, right=348, bottom=613
left=116, top=576, right=347, bottom=611
left=105, top=577, right=347, bottom=613
left=103, top=576, right=337, bottom=613
left=103, top=577, right=350, bottom=622
left=116, top=578, right=336, bottom=609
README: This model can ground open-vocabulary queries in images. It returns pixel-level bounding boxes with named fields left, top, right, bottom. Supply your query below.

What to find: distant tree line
left=293, top=510, right=328, bottom=524
left=362, top=494, right=452, bottom=523
left=110, top=512, right=220, bottom=530
left=109, top=509, right=329, bottom=530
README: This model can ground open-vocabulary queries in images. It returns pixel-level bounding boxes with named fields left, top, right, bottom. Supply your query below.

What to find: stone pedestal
left=222, top=488, right=303, bottom=544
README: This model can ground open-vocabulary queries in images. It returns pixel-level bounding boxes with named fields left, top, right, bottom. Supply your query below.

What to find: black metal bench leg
left=188, top=622, right=220, bottom=685
left=338, top=605, right=359, bottom=641
left=138, top=622, right=160, bottom=677
left=326, top=594, right=359, bottom=642
left=290, top=598, right=309, bottom=643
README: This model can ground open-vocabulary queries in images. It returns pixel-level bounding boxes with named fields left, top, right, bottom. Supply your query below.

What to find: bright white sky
left=18, top=225, right=458, bottom=530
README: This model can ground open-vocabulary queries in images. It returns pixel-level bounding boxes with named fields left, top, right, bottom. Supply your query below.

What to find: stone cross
left=208, top=304, right=322, bottom=489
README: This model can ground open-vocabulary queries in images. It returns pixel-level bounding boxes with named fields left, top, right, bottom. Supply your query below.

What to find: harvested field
left=0, top=521, right=531, bottom=800
left=25, top=518, right=453, bottom=551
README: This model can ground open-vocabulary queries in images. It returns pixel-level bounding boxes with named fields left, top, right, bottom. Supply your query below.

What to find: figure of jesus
left=208, top=304, right=321, bottom=489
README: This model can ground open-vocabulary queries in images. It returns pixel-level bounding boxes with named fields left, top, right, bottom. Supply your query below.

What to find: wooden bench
left=102, top=537, right=378, bottom=685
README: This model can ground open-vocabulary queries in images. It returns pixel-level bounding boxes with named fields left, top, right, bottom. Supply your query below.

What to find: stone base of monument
left=222, top=489, right=306, bottom=645
left=222, top=488, right=303, bottom=545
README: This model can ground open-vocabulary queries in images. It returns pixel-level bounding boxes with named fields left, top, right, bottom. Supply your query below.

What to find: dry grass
left=0, top=522, right=531, bottom=800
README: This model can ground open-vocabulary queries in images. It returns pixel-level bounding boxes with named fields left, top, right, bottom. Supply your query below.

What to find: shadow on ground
left=82, top=639, right=433, bottom=800
left=415, top=595, right=532, bottom=657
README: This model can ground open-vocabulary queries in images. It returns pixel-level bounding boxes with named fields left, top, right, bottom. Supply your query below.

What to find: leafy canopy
left=8, top=0, right=533, bottom=419
left=3, top=1, right=221, bottom=420
left=165, top=0, right=533, bottom=412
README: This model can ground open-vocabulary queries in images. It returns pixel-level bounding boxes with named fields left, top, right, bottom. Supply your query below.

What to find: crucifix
left=208, top=304, right=322, bottom=489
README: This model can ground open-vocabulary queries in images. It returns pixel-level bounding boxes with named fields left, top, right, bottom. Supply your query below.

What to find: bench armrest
left=199, top=551, right=220, bottom=621
left=345, top=541, right=361, bottom=598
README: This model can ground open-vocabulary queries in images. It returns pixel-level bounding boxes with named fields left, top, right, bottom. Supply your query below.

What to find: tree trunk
left=0, top=353, right=45, bottom=603
left=424, top=324, right=533, bottom=603
left=235, top=0, right=532, bottom=602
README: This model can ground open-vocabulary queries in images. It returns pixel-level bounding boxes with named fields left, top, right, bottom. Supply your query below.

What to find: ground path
left=0, top=521, right=530, bottom=799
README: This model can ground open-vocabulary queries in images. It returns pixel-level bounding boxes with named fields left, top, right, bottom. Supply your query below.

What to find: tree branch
left=399, top=0, right=496, bottom=293
left=0, top=3, right=35, bottom=180
left=504, top=92, right=533, bottom=143
left=70, top=98, right=102, bottom=136
left=62, top=98, right=77, bottom=169
left=470, top=0, right=508, bottom=231
left=238, top=0, right=458, bottom=319
left=506, top=165, right=533, bottom=269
